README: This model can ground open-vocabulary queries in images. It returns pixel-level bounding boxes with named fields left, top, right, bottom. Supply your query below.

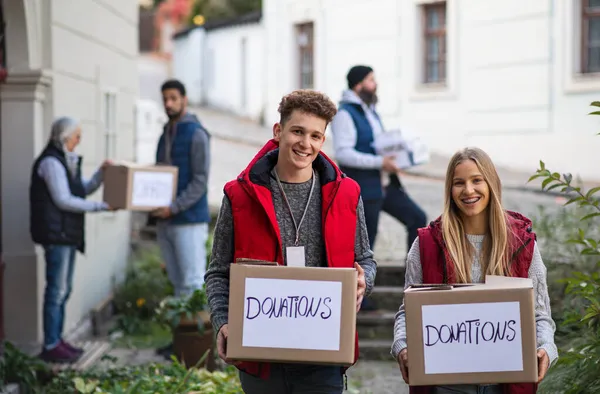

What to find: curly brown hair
left=277, top=89, right=338, bottom=126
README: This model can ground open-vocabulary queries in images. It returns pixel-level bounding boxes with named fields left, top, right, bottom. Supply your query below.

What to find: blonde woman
left=391, top=147, right=557, bottom=394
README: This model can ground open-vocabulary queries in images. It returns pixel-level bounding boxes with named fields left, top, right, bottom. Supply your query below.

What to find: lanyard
left=273, top=169, right=316, bottom=246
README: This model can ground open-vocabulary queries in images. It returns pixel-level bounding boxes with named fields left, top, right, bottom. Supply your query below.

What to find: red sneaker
left=61, top=340, right=84, bottom=356
left=39, top=342, right=81, bottom=364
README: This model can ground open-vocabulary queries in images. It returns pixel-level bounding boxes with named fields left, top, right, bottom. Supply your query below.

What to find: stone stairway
left=357, top=264, right=405, bottom=361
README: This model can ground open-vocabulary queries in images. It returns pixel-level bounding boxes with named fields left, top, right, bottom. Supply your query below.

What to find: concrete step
left=47, top=340, right=112, bottom=372
left=368, top=286, right=404, bottom=311
left=357, top=311, right=396, bottom=341
left=358, top=339, right=394, bottom=361
left=374, top=265, right=405, bottom=287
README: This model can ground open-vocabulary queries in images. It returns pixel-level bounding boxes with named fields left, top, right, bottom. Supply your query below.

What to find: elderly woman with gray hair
left=29, top=116, right=114, bottom=363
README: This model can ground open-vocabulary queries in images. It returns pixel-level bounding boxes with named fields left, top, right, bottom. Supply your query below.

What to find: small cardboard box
left=405, top=275, right=537, bottom=386
left=102, top=162, right=178, bottom=211
left=227, top=262, right=357, bottom=366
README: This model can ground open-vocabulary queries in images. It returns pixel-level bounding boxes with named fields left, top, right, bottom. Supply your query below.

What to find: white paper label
left=421, top=302, right=523, bottom=374
left=131, top=171, right=174, bottom=207
left=286, top=246, right=306, bottom=267
left=242, top=278, right=343, bottom=351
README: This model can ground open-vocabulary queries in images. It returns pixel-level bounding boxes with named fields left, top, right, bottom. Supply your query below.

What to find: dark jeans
left=239, top=363, right=344, bottom=394
left=433, top=384, right=503, bottom=394
left=43, top=244, right=76, bottom=349
left=363, top=175, right=427, bottom=253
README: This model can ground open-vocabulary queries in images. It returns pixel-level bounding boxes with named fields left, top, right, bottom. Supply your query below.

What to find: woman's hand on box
left=354, top=262, right=366, bottom=312
left=101, top=159, right=113, bottom=170
left=397, top=348, right=409, bottom=384
left=537, top=348, right=549, bottom=383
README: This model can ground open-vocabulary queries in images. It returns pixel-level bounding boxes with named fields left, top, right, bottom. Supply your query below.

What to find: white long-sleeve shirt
left=37, top=156, right=108, bottom=212
left=330, top=89, right=385, bottom=170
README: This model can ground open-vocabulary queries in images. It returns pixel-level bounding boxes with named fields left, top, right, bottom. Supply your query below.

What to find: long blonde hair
left=441, top=147, right=512, bottom=283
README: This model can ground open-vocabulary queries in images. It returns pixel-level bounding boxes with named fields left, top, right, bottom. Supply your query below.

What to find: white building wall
left=203, top=23, right=265, bottom=122
left=263, top=0, right=600, bottom=181
left=48, top=0, right=139, bottom=340
left=172, top=28, right=205, bottom=106
left=135, top=99, right=167, bottom=165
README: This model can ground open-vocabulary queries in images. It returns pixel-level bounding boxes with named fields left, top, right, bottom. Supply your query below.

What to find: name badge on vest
left=286, top=246, right=306, bottom=267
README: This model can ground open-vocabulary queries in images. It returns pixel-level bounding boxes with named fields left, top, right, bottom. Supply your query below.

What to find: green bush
left=0, top=342, right=242, bottom=394
left=531, top=205, right=599, bottom=343
left=529, top=101, right=600, bottom=394
left=112, top=245, right=173, bottom=335
left=40, top=361, right=243, bottom=394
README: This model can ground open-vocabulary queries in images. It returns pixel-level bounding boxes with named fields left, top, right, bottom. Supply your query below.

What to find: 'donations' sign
left=421, top=301, right=524, bottom=374
left=242, top=277, right=343, bottom=351
left=227, top=264, right=357, bottom=366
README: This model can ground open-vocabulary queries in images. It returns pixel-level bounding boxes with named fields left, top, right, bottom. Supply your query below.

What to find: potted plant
left=155, top=286, right=216, bottom=371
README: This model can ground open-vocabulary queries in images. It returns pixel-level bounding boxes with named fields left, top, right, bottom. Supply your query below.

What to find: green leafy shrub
left=112, top=245, right=173, bottom=335
left=155, top=287, right=210, bottom=333
left=41, top=360, right=243, bottom=394
left=529, top=101, right=600, bottom=394
left=530, top=205, right=599, bottom=343
left=0, top=342, right=52, bottom=391
left=1, top=342, right=242, bottom=393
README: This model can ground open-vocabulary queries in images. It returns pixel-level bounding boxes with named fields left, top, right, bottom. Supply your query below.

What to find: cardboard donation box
left=227, top=261, right=357, bottom=365
left=372, top=131, right=429, bottom=169
left=103, top=162, right=178, bottom=211
left=405, top=275, right=537, bottom=386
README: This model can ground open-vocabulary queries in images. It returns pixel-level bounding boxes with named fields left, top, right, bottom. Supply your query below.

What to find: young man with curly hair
left=204, top=89, right=377, bottom=393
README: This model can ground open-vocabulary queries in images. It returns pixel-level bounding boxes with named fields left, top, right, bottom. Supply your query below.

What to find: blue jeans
left=157, top=222, right=208, bottom=297
left=239, top=363, right=344, bottom=394
left=43, top=244, right=76, bottom=349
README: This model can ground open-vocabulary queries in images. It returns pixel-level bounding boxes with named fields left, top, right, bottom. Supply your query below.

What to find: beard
left=358, top=89, right=378, bottom=106
left=165, top=108, right=183, bottom=120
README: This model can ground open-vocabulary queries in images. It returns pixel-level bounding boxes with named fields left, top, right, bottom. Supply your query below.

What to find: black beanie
left=346, top=65, right=373, bottom=89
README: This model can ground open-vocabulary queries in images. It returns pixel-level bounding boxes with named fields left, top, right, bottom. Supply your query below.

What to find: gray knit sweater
left=205, top=170, right=377, bottom=333
left=391, top=234, right=559, bottom=367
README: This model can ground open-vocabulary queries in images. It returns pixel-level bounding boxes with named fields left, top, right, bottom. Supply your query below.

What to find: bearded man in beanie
left=330, top=66, right=426, bottom=309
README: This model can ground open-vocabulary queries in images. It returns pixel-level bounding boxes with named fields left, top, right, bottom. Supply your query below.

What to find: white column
left=1, top=69, right=52, bottom=345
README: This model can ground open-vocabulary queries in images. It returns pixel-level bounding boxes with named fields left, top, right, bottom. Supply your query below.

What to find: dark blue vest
left=337, top=103, right=384, bottom=201
left=30, top=144, right=87, bottom=252
left=156, top=121, right=210, bottom=225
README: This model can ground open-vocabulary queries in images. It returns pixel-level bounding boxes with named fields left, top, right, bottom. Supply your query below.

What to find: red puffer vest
left=223, top=139, right=361, bottom=380
left=412, top=211, right=538, bottom=394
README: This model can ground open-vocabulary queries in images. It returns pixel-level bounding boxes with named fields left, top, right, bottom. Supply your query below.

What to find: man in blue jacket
left=330, top=66, right=426, bottom=310
left=152, top=79, right=211, bottom=298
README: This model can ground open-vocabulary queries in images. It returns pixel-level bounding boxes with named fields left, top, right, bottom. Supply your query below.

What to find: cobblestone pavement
left=347, top=361, right=409, bottom=394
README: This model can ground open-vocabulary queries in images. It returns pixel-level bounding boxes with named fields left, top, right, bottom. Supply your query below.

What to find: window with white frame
left=103, top=91, right=117, bottom=159
left=421, top=1, right=447, bottom=84
left=581, top=0, right=600, bottom=74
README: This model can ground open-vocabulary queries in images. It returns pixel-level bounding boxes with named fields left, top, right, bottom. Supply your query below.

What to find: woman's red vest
left=222, top=139, right=361, bottom=380
left=410, top=211, right=538, bottom=394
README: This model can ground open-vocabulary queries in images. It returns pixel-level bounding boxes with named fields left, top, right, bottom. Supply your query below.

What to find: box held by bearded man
left=405, top=275, right=537, bottom=386
left=103, top=162, right=178, bottom=211
left=227, top=262, right=357, bottom=365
